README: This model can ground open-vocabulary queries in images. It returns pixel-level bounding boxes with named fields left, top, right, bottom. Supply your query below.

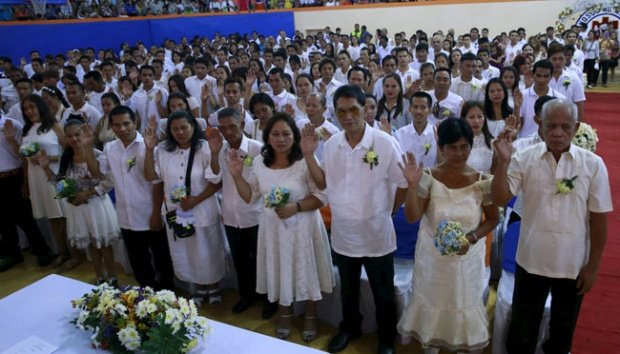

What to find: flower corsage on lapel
left=243, top=155, right=254, bottom=167
left=562, top=79, right=571, bottom=89
left=555, top=175, right=577, bottom=195
left=363, top=144, right=379, bottom=170
left=127, top=156, right=136, bottom=172
left=423, top=142, right=432, bottom=156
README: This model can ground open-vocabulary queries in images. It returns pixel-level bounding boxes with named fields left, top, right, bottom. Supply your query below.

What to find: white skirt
left=397, top=233, right=489, bottom=352
left=28, top=164, right=65, bottom=219
left=65, top=194, right=120, bottom=250
left=165, top=221, right=227, bottom=285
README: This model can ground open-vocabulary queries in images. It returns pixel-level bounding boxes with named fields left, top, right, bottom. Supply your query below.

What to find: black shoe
left=261, top=301, right=278, bottom=319
left=232, top=298, right=256, bottom=314
left=37, top=253, right=56, bottom=267
left=328, top=331, right=362, bottom=353
left=0, top=255, right=24, bottom=272
left=377, top=343, right=395, bottom=354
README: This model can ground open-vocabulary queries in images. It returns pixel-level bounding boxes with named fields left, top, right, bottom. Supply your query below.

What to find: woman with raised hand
left=397, top=118, right=499, bottom=354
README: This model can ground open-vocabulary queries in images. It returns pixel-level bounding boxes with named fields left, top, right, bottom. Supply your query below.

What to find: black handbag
left=165, top=144, right=196, bottom=240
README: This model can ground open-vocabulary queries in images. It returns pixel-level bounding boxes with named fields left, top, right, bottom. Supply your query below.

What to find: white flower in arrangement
left=117, top=325, right=141, bottom=351
left=75, top=310, right=90, bottom=330
left=135, top=300, right=150, bottom=319
left=155, top=289, right=177, bottom=303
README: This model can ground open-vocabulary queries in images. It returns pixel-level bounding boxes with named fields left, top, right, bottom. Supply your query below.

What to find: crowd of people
left=1, top=0, right=399, bottom=21
left=0, top=21, right=614, bottom=354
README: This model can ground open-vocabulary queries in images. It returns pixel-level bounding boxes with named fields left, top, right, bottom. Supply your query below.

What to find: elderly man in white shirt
left=547, top=43, right=586, bottom=122
left=492, top=99, right=612, bottom=354
left=450, top=52, right=485, bottom=102
left=206, top=107, right=279, bottom=318
left=130, top=65, right=169, bottom=133
left=100, top=106, right=174, bottom=290
left=518, top=60, right=565, bottom=138
left=302, top=85, right=407, bottom=354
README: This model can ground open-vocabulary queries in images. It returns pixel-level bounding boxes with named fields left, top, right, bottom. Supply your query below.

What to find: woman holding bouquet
left=38, top=119, right=120, bottom=285
left=396, top=118, right=500, bottom=354
left=227, top=113, right=334, bottom=342
left=21, top=94, right=78, bottom=270
left=143, top=110, right=226, bottom=305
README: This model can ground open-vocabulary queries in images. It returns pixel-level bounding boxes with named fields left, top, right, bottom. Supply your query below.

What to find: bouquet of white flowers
left=572, top=122, right=598, bottom=153
left=19, top=141, right=40, bottom=157
left=71, top=284, right=209, bottom=353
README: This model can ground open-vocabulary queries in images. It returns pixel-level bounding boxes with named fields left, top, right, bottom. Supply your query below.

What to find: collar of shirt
left=224, top=134, right=251, bottom=157
left=337, top=124, right=374, bottom=150
left=535, top=141, right=577, bottom=160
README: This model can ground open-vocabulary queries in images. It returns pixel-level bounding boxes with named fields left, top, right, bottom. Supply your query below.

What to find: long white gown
left=154, top=141, right=226, bottom=285
left=23, top=123, right=65, bottom=219
left=397, top=170, right=492, bottom=352
left=248, top=156, right=334, bottom=306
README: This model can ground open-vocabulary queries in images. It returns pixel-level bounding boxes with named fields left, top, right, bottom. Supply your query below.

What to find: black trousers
left=506, top=264, right=584, bottom=354
left=121, top=228, right=175, bottom=290
left=224, top=225, right=259, bottom=301
left=335, top=251, right=396, bottom=346
left=584, top=59, right=599, bottom=85
left=0, top=172, right=50, bottom=258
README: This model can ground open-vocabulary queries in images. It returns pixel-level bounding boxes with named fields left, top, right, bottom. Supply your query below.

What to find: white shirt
left=482, top=65, right=500, bottom=81
left=323, top=125, right=407, bottom=257
left=519, top=87, right=565, bottom=138
left=268, top=89, right=297, bottom=113
left=450, top=76, right=485, bottom=102
left=550, top=70, right=586, bottom=104
left=99, top=134, right=157, bottom=231
left=408, top=59, right=432, bottom=74
left=459, top=46, right=478, bottom=55
left=429, top=90, right=464, bottom=121
left=396, top=67, right=421, bottom=92
left=376, top=45, right=394, bottom=61
left=296, top=118, right=340, bottom=163
left=1, top=84, right=19, bottom=111
left=184, top=75, right=218, bottom=114
left=130, top=85, right=169, bottom=132
left=394, top=121, right=438, bottom=169
left=572, top=48, right=585, bottom=71
left=87, top=90, right=106, bottom=116
left=504, top=42, right=523, bottom=65
left=314, top=78, right=344, bottom=119
left=209, top=135, right=262, bottom=228
left=7, top=104, right=23, bottom=125
left=62, top=102, right=101, bottom=131
left=0, top=116, right=23, bottom=172
left=334, top=67, right=350, bottom=84
left=507, top=143, right=612, bottom=279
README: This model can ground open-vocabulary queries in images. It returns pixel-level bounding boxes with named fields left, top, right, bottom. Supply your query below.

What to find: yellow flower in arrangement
left=555, top=176, right=577, bottom=195
left=243, top=155, right=253, bottom=167
left=363, top=144, right=379, bottom=170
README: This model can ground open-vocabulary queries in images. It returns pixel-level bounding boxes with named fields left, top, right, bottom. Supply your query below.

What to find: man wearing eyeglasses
left=301, top=85, right=408, bottom=354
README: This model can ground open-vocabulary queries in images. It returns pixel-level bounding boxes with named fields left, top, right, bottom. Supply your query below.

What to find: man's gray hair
left=541, top=98, right=578, bottom=124
left=307, top=92, right=327, bottom=107
left=218, top=107, right=242, bottom=124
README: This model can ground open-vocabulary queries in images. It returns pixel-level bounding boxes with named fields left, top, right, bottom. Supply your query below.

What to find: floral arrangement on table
left=71, top=283, right=210, bottom=353
left=19, top=141, right=40, bottom=157
left=434, top=220, right=468, bottom=256
left=55, top=178, right=78, bottom=199
left=572, top=122, right=598, bottom=153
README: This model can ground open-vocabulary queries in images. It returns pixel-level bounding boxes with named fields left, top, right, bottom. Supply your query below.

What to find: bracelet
left=467, top=232, right=479, bottom=244
left=296, top=202, right=302, bottom=213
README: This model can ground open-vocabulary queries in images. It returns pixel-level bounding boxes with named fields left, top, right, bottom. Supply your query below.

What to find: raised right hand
left=227, top=149, right=244, bottom=178
left=493, top=131, right=514, bottom=162
left=206, top=127, right=223, bottom=154
left=300, top=123, right=319, bottom=156
left=398, top=152, right=424, bottom=188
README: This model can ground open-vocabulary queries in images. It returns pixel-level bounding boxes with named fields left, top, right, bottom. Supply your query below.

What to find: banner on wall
left=575, top=7, right=620, bottom=33
left=0, top=12, right=295, bottom=63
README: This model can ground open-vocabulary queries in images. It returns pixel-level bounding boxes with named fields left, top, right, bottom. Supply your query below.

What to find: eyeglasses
left=335, top=105, right=362, bottom=118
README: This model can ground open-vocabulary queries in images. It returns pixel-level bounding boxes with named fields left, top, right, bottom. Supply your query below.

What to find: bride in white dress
left=462, top=101, right=495, bottom=174
left=397, top=118, right=500, bottom=354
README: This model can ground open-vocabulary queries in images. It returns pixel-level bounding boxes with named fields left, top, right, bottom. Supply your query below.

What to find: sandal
left=207, top=288, right=222, bottom=305
left=55, top=258, right=83, bottom=273
left=276, top=313, right=293, bottom=339
left=302, top=316, right=318, bottom=342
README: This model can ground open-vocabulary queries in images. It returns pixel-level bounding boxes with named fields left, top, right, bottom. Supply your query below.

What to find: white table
left=0, top=274, right=327, bottom=354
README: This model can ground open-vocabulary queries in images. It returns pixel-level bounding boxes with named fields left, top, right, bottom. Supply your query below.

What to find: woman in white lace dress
left=397, top=118, right=500, bottom=354
left=461, top=101, right=495, bottom=174
left=228, top=113, right=334, bottom=342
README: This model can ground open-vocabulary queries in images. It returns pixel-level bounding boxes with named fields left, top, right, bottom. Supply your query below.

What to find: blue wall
left=0, top=12, right=295, bottom=64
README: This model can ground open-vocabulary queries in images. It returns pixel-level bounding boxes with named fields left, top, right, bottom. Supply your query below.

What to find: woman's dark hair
left=22, top=94, right=56, bottom=136
left=484, top=78, right=513, bottom=121
left=376, top=73, right=404, bottom=123
left=58, top=119, right=85, bottom=178
left=167, top=74, right=191, bottom=97
left=260, top=112, right=303, bottom=168
left=101, top=92, right=121, bottom=113
left=249, top=92, right=275, bottom=116
left=118, top=75, right=137, bottom=91
left=500, top=65, right=520, bottom=90
left=512, top=54, right=529, bottom=75
left=41, top=85, right=70, bottom=108
left=449, top=49, right=462, bottom=70
left=215, top=65, right=231, bottom=81
left=310, top=62, right=321, bottom=80
left=167, top=92, right=192, bottom=114
left=282, top=73, right=295, bottom=95
left=164, top=110, right=205, bottom=152
left=461, top=101, right=493, bottom=149
left=437, top=117, right=474, bottom=148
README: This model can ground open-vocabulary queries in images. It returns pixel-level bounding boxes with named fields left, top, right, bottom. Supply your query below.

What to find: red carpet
left=572, top=92, right=620, bottom=354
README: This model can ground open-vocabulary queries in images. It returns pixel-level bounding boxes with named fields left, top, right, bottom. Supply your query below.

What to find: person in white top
left=563, top=45, right=584, bottom=85
left=295, top=93, right=340, bottom=163
left=430, top=68, right=464, bottom=123
left=459, top=33, right=478, bottom=55
left=83, top=70, right=107, bottom=116
left=99, top=61, right=118, bottom=94
left=565, top=30, right=585, bottom=72
left=394, top=91, right=438, bottom=169
left=130, top=65, right=169, bottom=133
left=268, top=68, right=297, bottom=113
left=100, top=106, right=174, bottom=290
left=7, top=77, right=34, bottom=124
left=394, top=48, right=420, bottom=99
left=205, top=107, right=278, bottom=318
left=492, top=99, right=612, bottom=354
left=518, top=60, right=566, bottom=138
left=62, top=81, right=101, bottom=131
left=334, top=51, right=352, bottom=84
left=547, top=43, right=586, bottom=121
left=372, top=55, right=398, bottom=101
left=504, top=30, right=523, bottom=65
left=302, top=85, right=408, bottom=354
left=315, top=58, right=345, bottom=120
left=184, top=57, right=219, bottom=117
left=1, top=68, right=25, bottom=112
left=478, top=49, right=500, bottom=81
left=450, top=52, right=485, bottom=102
left=207, top=78, right=253, bottom=128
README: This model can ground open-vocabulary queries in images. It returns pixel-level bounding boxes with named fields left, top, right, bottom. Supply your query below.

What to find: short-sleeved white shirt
left=323, top=125, right=407, bottom=257
left=0, top=116, right=23, bottom=172
left=62, top=102, right=102, bottom=131
left=394, top=121, right=438, bottom=169
left=519, top=87, right=565, bottom=138
left=450, top=76, right=485, bottom=102
left=507, top=143, right=613, bottom=279
left=429, top=90, right=464, bottom=122
left=550, top=70, right=586, bottom=104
